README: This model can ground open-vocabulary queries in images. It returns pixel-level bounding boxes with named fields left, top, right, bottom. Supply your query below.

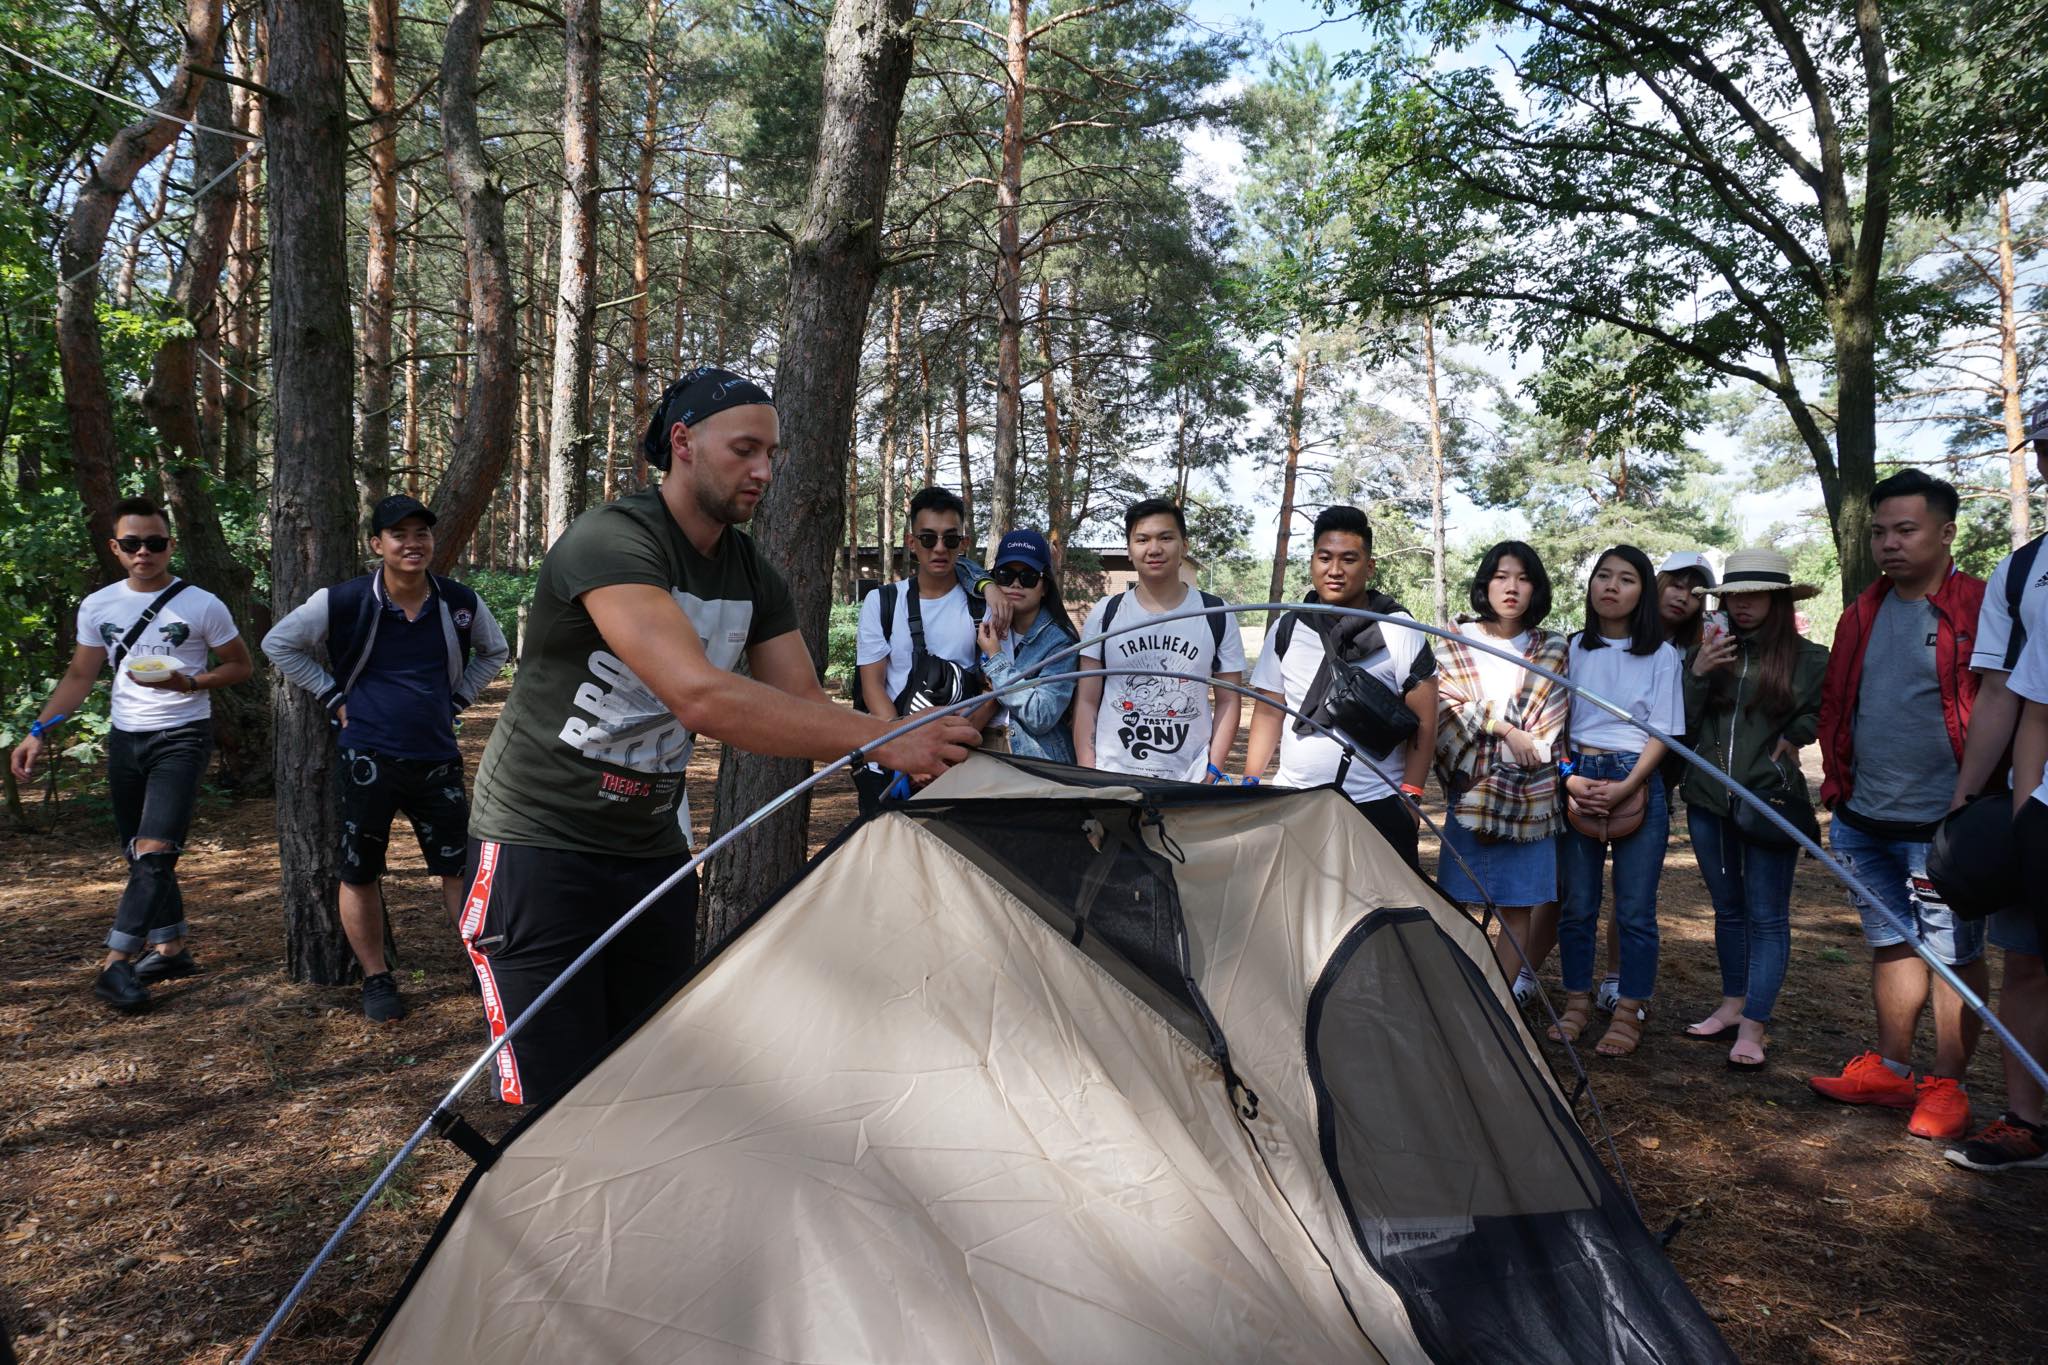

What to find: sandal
left=1727, top=1035, right=1767, bottom=1071
left=1683, top=1018, right=1739, bottom=1042
left=1596, top=999, right=1649, bottom=1056
left=1548, top=991, right=1593, bottom=1043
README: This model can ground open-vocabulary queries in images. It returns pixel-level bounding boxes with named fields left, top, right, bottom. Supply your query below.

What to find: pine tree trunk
left=628, top=0, right=661, bottom=493
left=1266, top=336, right=1309, bottom=625
left=1420, top=308, right=1448, bottom=624
left=431, top=0, right=520, bottom=572
left=1995, top=191, right=2030, bottom=546
left=222, top=10, right=266, bottom=488
left=545, top=0, right=601, bottom=542
left=141, top=77, right=271, bottom=789
left=954, top=344, right=974, bottom=538
left=985, top=0, right=1028, bottom=564
left=700, top=0, right=918, bottom=951
left=356, top=0, right=401, bottom=514
left=1037, top=277, right=1065, bottom=552
left=56, top=0, right=225, bottom=583
left=400, top=177, right=422, bottom=496
left=880, top=287, right=901, bottom=559
left=267, top=0, right=359, bottom=984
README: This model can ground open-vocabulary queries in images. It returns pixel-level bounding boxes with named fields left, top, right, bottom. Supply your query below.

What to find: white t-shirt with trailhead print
left=2007, top=633, right=2048, bottom=807
left=75, top=578, right=240, bottom=732
left=1971, top=540, right=2048, bottom=675
left=856, top=579, right=980, bottom=707
left=1250, top=611, right=1431, bottom=803
left=1080, top=586, right=1247, bottom=782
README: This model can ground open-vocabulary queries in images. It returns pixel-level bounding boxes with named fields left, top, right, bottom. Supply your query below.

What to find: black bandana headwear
left=641, top=366, right=775, bottom=471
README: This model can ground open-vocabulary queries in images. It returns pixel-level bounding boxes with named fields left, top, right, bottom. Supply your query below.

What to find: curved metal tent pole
left=243, top=602, right=2044, bottom=1360
left=1023, top=599, right=2048, bottom=1095
left=243, top=665, right=1498, bottom=1362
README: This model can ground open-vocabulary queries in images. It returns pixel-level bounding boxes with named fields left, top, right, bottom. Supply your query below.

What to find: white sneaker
left=1597, top=976, right=1621, bottom=1014
left=1512, top=969, right=1537, bottom=1007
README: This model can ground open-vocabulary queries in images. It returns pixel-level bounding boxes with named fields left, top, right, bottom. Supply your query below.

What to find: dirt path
left=2, top=691, right=2043, bottom=1362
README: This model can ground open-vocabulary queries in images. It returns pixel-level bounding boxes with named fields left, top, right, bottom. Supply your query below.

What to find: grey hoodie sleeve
left=261, top=589, right=344, bottom=714
left=456, top=597, right=511, bottom=707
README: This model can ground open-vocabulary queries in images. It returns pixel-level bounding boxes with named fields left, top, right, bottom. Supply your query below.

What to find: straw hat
left=1695, top=547, right=1819, bottom=600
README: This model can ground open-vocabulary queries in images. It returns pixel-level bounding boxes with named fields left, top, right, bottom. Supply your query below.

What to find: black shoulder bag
left=107, top=581, right=191, bottom=672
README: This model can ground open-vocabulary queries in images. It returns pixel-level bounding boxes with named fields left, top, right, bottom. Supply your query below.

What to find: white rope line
left=193, top=339, right=266, bottom=397
left=0, top=39, right=262, bottom=143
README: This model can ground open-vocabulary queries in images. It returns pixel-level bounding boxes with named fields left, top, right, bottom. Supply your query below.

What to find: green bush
left=825, top=602, right=860, bottom=689
left=465, top=568, right=541, bottom=663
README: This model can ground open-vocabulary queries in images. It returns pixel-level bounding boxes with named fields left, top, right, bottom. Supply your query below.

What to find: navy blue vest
left=326, top=572, right=480, bottom=697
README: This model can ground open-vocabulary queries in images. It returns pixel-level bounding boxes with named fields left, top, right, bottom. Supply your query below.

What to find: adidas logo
left=2035, top=569, right=2048, bottom=588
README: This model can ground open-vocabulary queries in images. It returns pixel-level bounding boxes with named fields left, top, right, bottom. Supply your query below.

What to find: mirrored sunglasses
left=116, top=535, right=171, bottom=553
left=993, top=566, right=1041, bottom=589
left=913, top=530, right=966, bottom=550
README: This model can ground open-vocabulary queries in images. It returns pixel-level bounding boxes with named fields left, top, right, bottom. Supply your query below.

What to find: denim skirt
left=1436, top=812, right=1558, bottom=907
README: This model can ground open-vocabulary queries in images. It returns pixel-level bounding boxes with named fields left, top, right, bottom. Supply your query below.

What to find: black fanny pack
left=1283, top=596, right=1434, bottom=760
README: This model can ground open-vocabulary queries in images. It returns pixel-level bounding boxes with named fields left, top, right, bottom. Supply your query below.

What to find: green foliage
left=0, top=484, right=105, bottom=753
left=824, top=602, right=860, bottom=688
left=466, top=568, right=541, bottom=663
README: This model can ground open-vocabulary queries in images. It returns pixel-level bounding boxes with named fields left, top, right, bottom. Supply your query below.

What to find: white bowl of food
left=126, top=656, right=177, bottom=683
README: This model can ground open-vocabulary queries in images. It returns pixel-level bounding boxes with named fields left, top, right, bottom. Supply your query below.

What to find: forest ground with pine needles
left=2, top=687, right=2045, bottom=1363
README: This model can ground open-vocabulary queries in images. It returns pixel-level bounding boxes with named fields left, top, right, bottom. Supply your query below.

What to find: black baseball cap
left=370, top=494, right=437, bottom=536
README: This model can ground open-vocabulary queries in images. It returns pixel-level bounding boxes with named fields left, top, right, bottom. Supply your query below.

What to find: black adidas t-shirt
left=470, top=490, right=797, bottom=857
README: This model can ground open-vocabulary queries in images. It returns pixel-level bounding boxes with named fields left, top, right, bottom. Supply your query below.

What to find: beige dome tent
left=358, top=754, right=1729, bottom=1364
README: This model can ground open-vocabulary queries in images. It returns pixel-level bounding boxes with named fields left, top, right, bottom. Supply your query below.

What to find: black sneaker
left=93, top=959, right=151, bottom=1014
left=362, top=971, right=408, bottom=1023
left=133, top=948, right=201, bottom=985
left=1944, top=1113, right=2048, bottom=1173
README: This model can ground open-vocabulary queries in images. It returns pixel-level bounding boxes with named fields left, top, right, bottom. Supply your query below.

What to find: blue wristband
left=1557, top=758, right=1576, bottom=778
left=29, top=713, right=66, bottom=739
left=1206, top=763, right=1226, bottom=782
left=1242, top=774, right=1260, bottom=787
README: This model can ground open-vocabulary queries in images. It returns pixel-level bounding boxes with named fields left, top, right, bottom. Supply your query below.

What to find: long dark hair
left=1578, top=544, right=1663, bottom=654
left=1038, top=567, right=1080, bottom=643
left=1658, top=568, right=1709, bottom=650
left=1467, top=539, right=1552, bottom=627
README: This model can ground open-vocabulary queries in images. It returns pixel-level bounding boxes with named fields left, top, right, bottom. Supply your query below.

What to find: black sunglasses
left=913, top=530, right=966, bottom=550
left=116, top=535, right=171, bottom=553
left=993, top=566, right=1042, bottom=589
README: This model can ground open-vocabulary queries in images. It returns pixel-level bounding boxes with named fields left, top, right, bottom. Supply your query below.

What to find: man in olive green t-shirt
left=459, top=366, right=979, bottom=1107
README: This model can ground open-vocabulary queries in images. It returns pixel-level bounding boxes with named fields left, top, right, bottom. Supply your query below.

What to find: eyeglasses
left=116, top=536, right=171, bottom=553
left=993, top=566, right=1042, bottom=588
left=913, top=530, right=966, bottom=550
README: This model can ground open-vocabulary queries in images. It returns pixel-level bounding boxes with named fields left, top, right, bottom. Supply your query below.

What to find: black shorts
left=457, top=838, right=698, bottom=1107
left=337, top=749, right=470, bottom=884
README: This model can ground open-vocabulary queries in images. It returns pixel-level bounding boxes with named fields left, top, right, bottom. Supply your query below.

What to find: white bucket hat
left=1696, top=547, right=1819, bottom=600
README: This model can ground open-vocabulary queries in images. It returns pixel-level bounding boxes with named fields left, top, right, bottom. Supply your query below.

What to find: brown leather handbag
left=1566, top=782, right=1648, bottom=842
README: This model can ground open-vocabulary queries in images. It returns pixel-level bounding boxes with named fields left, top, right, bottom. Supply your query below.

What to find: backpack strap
left=1200, top=591, right=1227, bottom=655
left=876, top=582, right=898, bottom=646
left=1099, top=589, right=1125, bottom=640
left=108, top=580, right=191, bottom=671
left=2004, top=535, right=2044, bottom=670
left=904, top=583, right=928, bottom=657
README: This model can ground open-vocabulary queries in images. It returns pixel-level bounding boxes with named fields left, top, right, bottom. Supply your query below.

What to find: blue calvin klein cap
left=995, top=529, right=1052, bottom=574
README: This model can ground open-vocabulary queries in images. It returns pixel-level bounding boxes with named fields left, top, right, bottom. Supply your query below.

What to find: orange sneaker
left=1809, top=1051, right=1916, bottom=1108
left=1907, top=1076, right=1971, bottom=1140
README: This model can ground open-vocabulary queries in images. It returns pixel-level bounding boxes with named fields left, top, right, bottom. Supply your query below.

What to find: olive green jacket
left=1679, top=633, right=1830, bottom=819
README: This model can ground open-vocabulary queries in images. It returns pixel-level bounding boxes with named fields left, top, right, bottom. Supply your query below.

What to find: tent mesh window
left=905, top=801, right=1218, bottom=1053
left=1307, top=909, right=1733, bottom=1364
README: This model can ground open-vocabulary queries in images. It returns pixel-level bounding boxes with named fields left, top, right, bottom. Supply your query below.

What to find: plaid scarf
left=1432, top=624, right=1570, bottom=841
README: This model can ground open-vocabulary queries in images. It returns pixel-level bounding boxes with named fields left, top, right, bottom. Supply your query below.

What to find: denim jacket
left=982, top=609, right=1078, bottom=763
